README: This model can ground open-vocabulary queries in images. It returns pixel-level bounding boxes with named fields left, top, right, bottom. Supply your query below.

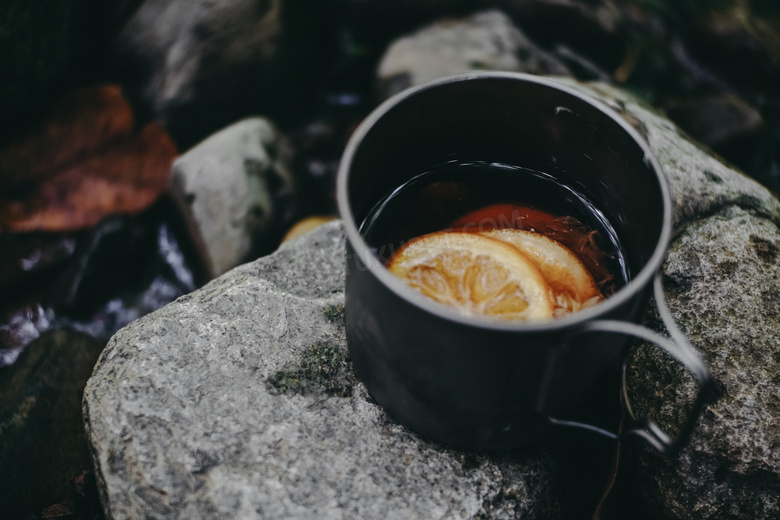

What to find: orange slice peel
left=482, top=228, right=603, bottom=316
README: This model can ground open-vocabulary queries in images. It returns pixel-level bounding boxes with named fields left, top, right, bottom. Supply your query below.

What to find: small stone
left=377, top=9, right=571, bottom=99
left=170, top=118, right=295, bottom=278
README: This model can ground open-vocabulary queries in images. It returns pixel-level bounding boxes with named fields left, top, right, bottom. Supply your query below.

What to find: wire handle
left=545, top=272, right=714, bottom=455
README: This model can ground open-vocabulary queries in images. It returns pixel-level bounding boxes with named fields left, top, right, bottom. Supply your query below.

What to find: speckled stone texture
left=83, top=221, right=605, bottom=519
left=566, top=81, right=780, bottom=520
left=626, top=207, right=780, bottom=520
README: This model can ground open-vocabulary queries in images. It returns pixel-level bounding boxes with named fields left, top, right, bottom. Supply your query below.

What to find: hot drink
left=360, top=159, right=628, bottom=320
left=339, top=72, right=710, bottom=451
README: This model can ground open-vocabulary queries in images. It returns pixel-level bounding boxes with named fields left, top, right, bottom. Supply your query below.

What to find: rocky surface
left=1, top=330, right=104, bottom=518
left=377, top=9, right=570, bottom=99
left=566, top=81, right=780, bottom=229
left=170, top=118, right=295, bottom=278
left=546, top=84, right=780, bottom=520
left=83, top=221, right=606, bottom=519
left=83, top=74, right=780, bottom=518
left=626, top=206, right=780, bottom=520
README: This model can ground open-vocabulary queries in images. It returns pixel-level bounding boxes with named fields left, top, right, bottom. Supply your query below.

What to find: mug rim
left=337, top=71, right=672, bottom=333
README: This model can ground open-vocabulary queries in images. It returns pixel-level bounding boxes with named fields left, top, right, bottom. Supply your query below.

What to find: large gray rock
left=170, top=118, right=295, bottom=279
left=84, top=83, right=780, bottom=520
left=626, top=206, right=780, bottom=520
left=377, top=9, right=571, bottom=99
left=83, top=221, right=605, bottom=520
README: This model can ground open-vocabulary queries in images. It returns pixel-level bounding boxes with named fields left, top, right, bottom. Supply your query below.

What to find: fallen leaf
left=0, top=122, right=176, bottom=231
left=0, top=85, right=135, bottom=188
left=0, top=85, right=177, bottom=232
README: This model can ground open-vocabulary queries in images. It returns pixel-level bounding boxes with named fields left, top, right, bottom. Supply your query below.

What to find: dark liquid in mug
left=360, top=160, right=629, bottom=296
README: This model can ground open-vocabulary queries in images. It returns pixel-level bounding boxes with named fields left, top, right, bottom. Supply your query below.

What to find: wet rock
left=47, top=201, right=199, bottom=337
left=377, top=9, right=571, bottom=99
left=663, top=94, right=763, bottom=150
left=0, top=200, right=199, bottom=367
left=0, top=232, right=79, bottom=293
left=626, top=207, right=780, bottom=520
left=112, top=0, right=324, bottom=148
left=84, top=221, right=606, bottom=519
left=0, top=330, right=104, bottom=519
left=0, top=305, right=54, bottom=367
left=170, top=118, right=295, bottom=278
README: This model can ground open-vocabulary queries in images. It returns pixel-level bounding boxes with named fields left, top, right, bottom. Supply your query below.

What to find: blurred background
left=1, top=1, right=778, bottom=518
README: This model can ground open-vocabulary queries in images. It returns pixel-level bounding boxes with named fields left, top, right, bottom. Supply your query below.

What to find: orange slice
left=483, top=228, right=603, bottom=315
left=453, top=203, right=615, bottom=294
left=388, top=231, right=554, bottom=321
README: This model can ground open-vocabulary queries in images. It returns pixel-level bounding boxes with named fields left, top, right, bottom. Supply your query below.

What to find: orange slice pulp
left=389, top=232, right=554, bottom=322
left=387, top=227, right=605, bottom=321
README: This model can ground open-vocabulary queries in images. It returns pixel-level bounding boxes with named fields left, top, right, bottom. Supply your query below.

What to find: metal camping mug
left=337, top=72, right=713, bottom=453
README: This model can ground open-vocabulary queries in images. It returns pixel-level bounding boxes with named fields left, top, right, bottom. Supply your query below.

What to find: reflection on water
left=0, top=205, right=199, bottom=367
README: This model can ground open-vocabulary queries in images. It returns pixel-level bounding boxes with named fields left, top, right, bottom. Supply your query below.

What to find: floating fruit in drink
left=482, top=228, right=603, bottom=316
left=388, top=227, right=604, bottom=321
left=388, top=231, right=554, bottom=321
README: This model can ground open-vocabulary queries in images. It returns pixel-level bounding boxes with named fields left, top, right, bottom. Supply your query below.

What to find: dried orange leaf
left=0, top=86, right=135, bottom=188
left=0, top=123, right=176, bottom=231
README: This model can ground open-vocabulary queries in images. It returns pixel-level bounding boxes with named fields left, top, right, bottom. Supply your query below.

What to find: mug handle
left=543, top=272, right=715, bottom=455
